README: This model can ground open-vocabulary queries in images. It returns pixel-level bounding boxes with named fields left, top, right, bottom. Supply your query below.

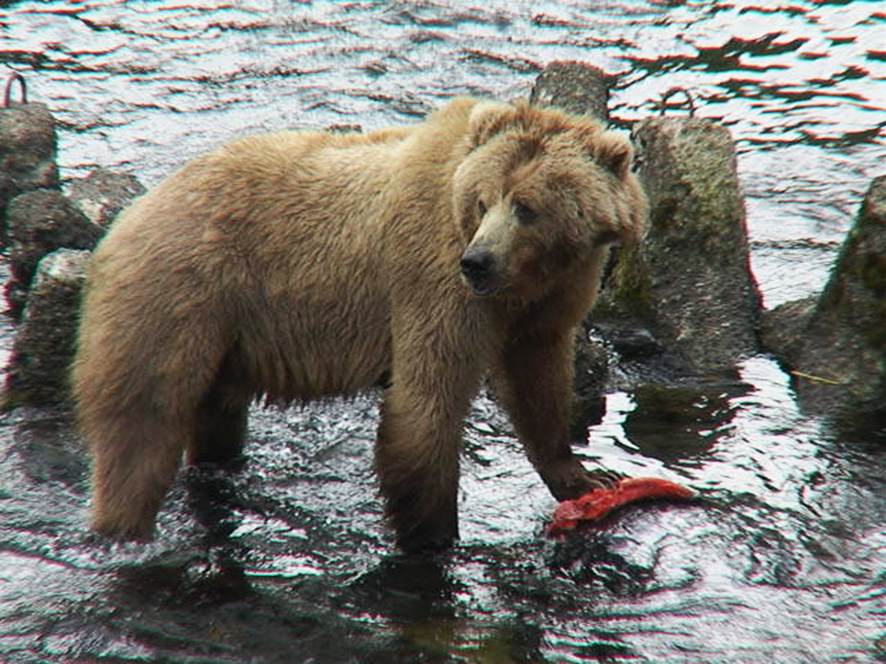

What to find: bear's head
left=453, top=100, right=645, bottom=302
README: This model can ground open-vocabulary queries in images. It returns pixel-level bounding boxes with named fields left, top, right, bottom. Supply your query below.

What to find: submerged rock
left=571, top=327, right=609, bottom=435
left=5, top=249, right=90, bottom=406
left=4, top=188, right=101, bottom=314
left=762, top=176, right=886, bottom=422
left=758, top=296, right=816, bottom=365
left=601, top=117, right=762, bottom=376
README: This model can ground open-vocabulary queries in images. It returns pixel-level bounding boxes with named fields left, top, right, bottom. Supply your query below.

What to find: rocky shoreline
left=2, top=62, right=883, bottom=429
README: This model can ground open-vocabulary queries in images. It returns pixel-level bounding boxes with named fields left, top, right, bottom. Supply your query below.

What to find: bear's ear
left=590, top=131, right=634, bottom=180
left=468, top=100, right=516, bottom=148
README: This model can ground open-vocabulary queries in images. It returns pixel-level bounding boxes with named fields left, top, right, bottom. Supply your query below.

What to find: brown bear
left=72, top=98, right=646, bottom=552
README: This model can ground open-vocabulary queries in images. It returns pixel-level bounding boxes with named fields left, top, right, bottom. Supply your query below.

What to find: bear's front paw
left=544, top=458, right=623, bottom=502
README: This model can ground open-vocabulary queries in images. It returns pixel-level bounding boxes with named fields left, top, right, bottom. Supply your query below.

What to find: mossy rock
left=602, top=117, right=761, bottom=373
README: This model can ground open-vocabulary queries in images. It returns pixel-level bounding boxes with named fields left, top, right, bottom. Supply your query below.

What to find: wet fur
left=72, top=98, right=646, bottom=551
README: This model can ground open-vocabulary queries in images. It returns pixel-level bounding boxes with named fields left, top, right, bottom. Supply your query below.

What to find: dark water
left=1, top=1, right=885, bottom=662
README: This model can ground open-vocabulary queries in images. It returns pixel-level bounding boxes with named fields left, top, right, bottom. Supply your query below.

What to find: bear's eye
left=514, top=201, right=537, bottom=225
left=477, top=199, right=488, bottom=218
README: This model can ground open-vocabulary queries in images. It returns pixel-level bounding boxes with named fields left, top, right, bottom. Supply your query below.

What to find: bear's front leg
left=494, top=326, right=609, bottom=501
left=374, top=313, right=485, bottom=552
left=375, top=392, right=460, bottom=552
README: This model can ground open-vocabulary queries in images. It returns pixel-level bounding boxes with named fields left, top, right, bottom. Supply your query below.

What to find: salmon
left=546, top=477, right=695, bottom=534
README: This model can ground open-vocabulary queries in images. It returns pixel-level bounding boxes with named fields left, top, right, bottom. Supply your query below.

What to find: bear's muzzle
left=460, top=245, right=498, bottom=296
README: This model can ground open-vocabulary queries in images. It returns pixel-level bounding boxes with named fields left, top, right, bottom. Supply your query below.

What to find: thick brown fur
left=72, top=98, right=646, bottom=552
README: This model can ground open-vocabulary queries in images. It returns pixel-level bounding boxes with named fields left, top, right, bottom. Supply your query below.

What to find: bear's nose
left=460, top=245, right=497, bottom=296
left=460, top=246, right=494, bottom=282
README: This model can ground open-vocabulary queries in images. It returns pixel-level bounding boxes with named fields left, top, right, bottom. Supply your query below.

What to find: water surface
left=0, top=1, right=884, bottom=662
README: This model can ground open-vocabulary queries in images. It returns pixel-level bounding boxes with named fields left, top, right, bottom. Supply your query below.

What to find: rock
left=759, top=296, right=815, bottom=367
left=601, top=117, right=762, bottom=375
left=0, top=101, right=58, bottom=219
left=570, top=325, right=609, bottom=436
left=326, top=124, right=362, bottom=134
left=530, top=64, right=761, bottom=383
left=530, top=61, right=611, bottom=122
left=65, top=168, right=145, bottom=228
left=762, top=176, right=886, bottom=421
left=4, top=189, right=102, bottom=314
left=5, top=249, right=90, bottom=406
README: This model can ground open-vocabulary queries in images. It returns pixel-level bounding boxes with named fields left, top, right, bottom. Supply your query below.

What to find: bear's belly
left=239, top=288, right=393, bottom=402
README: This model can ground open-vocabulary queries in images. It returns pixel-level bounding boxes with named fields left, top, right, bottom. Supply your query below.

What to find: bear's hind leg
left=88, top=409, right=192, bottom=540
left=187, top=355, right=250, bottom=466
left=188, top=389, right=249, bottom=466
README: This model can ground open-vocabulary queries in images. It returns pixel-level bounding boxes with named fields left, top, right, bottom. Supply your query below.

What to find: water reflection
left=623, top=382, right=741, bottom=464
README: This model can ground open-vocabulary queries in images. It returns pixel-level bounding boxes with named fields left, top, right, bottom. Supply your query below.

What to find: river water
left=1, top=1, right=884, bottom=662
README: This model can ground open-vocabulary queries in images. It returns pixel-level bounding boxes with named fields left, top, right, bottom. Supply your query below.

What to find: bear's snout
left=460, top=245, right=497, bottom=296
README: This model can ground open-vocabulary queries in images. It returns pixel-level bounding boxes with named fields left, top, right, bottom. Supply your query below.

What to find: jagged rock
left=0, top=101, right=58, bottom=220
left=66, top=168, right=146, bottom=228
left=758, top=297, right=815, bottom=367
left=762, top=176, right=886, bottom=422
left=4, top=188, right=102, bottom=314
left=601, top=117, right=762, bottom=375
left=530, top=61, right=610, bottom=122
left=5, top=249, right=90, bottom=406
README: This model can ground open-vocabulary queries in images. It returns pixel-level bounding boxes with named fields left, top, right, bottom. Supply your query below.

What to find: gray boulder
left=4, top=188, right=102, bottom=314
left=66, top=168, right=145, bottom=228
left=0, top=101, right=58, bottom=218
left=762, top=176, right=886, bottom=422
left=5, top=249, right=90, bottom=406
left=601, top=117, right=762, bottom=376
left=529, top=60, right=610, bottom=122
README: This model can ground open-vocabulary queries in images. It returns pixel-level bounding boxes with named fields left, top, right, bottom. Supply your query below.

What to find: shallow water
left=1, top=1, right=885, bottom=662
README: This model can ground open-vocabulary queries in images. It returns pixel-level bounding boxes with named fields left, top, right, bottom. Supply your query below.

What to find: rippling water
left=1, top=2, right=885, bottom=662
left=4, top=1, right=885, bottom=304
